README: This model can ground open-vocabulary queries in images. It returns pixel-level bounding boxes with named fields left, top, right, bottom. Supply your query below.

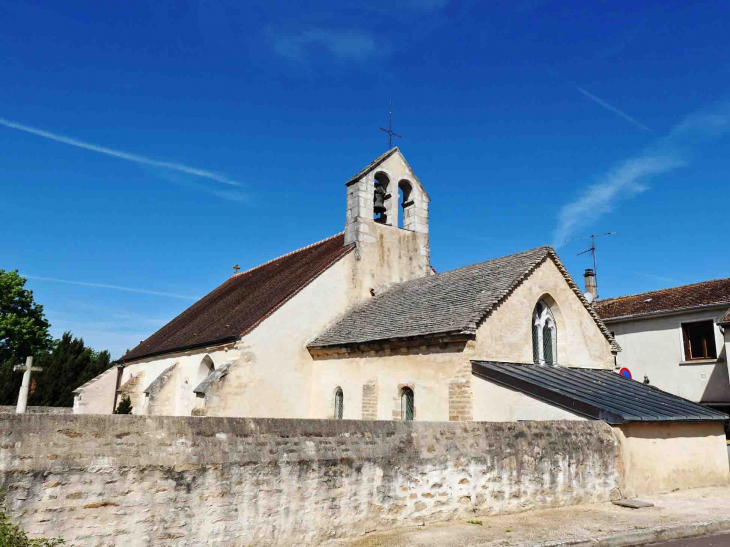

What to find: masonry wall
left=613, top=421, right=730, bottom=497
left=0, top=415, right=620, bottom=547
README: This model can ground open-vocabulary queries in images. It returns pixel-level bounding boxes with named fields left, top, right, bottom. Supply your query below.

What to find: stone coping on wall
left=0, top=405, right=72, bottom=415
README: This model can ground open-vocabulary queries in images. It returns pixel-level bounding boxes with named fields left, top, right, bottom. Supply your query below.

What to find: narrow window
left=401, top=387, right=414, bottom=421
left=334, top=387, right=344, bottom=419
left=532, top=300, right=557, bottom=366
left=681, top=321, right=717, bottom=360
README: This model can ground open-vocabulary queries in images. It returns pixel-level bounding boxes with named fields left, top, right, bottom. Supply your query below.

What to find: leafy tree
left=0, top=270, right=52, bottom=405
left=114, top=395, right=132, bottom=415
left=28, top=333, right=112, bottom=408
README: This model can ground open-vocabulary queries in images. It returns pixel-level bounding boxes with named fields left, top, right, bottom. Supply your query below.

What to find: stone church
left=72, top=148, right=726, bottom=437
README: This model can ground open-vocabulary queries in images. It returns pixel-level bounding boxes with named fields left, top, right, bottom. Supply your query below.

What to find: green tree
left=0, top=270, right=52, bottom=405
left=113, top=395, right=132, bottom=415
left=28, top=333, right=113, bottom=408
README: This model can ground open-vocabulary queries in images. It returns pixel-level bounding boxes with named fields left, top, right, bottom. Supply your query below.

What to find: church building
left=72, top=149, right=725, bottom=429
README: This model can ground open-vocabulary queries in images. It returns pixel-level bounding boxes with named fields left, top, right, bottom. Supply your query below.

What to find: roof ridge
left=436, top=245, right=554, bottom=278
left=232, top=232, right=347, bottom=278
left=596, top=277, right=730, bottom=305
left=344, top=147, right=399, bottom=185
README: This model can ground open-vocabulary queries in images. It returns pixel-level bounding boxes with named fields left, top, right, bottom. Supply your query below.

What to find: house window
left=532, top=300, right=557, bottom=365
left=401, top=387, right=414, bottom=421
left=682, top=321, right=717, bottom=360
left=334, top=387, right=344, bottom=419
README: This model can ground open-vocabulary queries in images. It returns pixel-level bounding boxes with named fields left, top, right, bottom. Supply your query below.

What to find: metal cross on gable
left=379, top=100, right=402, bottom=149
left=14, top=356, right=43, bottom=414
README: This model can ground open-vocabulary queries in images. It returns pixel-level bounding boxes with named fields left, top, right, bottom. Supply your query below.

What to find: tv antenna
left=379, top=100, right=402, bottom=149
left=564, top=231, right=617, bottom=300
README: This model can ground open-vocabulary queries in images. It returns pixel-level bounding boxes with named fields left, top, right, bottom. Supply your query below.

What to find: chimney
left=584, top=268, right=597, bottom=303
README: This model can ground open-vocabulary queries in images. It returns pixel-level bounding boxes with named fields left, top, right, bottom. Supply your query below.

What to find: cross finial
left=233, top=264, right=240, bottom=274
left=379, top=99, right=402, bottom=149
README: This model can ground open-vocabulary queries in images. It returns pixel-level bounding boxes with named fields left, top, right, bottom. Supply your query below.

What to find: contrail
left=553, top=99, right=730, bottom=246
left=0, top=117, right=242, bottom=186
left=576, top=87, right=653, bottom=133
left=23, top=275, right=200, bottom=301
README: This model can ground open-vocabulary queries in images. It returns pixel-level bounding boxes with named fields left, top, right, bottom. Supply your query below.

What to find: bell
left=374, top=191, right=386, bottom=214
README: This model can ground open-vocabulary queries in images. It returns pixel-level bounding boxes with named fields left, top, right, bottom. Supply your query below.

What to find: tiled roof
left=472, top=361, right=729, bottom=424
left=121, top=233, right=354, bottom=363
left=310, top=246, right=618, bottom=351
left=594, top=278, right=730, bottom=321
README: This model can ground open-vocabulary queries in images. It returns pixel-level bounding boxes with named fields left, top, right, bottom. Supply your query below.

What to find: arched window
left=373, top=172, right=390, bottom=225
left=334, top=387, right=344, bottom=419
left=532, top=300, right=557, bottom=366
left=197, top=355, right=215, bottom=384
left=398, top=180, right=413, bottom=230
left=401, top=387, right=414, bottom=421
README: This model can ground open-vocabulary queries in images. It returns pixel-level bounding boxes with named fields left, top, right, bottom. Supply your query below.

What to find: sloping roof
left=121, top=233, right=354, bottom=363
left=310, top=246, right=618, bottom=351
left=595, top=278, right=730, bottom=321
left=345, top=147, right=399, bottom=185
left=472, top=361, right=729, bottom=424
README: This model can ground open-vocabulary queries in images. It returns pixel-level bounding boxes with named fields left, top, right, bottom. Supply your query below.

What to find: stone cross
left=233, top=264, right=240, bottom=274
left=14, top=356, right=43, bottom=414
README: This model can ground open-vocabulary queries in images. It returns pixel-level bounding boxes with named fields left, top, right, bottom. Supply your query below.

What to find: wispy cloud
left=553, top=99, right=730, bottom=245
left=0, top=117, right=242, bottom=186
left=23, top=275, right=200, bottom=301
left=269, top=28, right=383, bottom=62
left=629, top=271, right=680, bottom=285
left=576, top=86, right=653, bottom=133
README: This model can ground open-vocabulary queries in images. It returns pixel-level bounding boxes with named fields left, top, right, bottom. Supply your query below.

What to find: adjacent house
left=593, top=277, right=730, bottom=415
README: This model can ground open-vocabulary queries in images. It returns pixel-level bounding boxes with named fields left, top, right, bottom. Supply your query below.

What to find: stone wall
left=0, top=415, right=620, bottom=546
left=0, top=406, right=72, bottom=415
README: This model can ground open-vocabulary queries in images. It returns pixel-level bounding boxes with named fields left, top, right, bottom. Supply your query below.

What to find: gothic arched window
left=334, top=387, right=344, bottom=419
left=532, top=300, right=557, bottom=366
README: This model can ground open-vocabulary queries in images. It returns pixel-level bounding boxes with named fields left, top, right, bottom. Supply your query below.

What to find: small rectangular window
left=681, top=320, right=717, bottom=360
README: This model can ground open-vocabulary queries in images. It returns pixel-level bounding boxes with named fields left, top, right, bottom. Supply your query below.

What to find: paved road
left=646, top=532, right=730, bottom=546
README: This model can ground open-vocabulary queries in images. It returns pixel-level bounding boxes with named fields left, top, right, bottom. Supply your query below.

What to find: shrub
left=113, top=395, right=133, bottom=415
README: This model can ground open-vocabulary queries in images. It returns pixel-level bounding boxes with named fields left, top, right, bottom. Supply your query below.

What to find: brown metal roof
left=121, top=233, right=354, bottom=363
left=594, top=278, right=730, bottom=321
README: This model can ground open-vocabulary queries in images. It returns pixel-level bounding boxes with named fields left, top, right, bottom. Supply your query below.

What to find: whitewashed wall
left=608, top=308, right=730, bottom=403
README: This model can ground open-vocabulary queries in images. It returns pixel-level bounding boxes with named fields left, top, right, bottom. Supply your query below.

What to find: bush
left=0, top=504, right=66, bottom=546
left=113, top=395, right=132, bottom=415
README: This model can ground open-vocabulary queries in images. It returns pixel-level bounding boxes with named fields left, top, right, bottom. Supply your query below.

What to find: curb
left=535, top=519, right=730, bottom=547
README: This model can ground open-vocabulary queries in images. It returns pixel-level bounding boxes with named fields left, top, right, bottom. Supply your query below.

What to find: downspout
left=111, top=363, right=124, bottom=413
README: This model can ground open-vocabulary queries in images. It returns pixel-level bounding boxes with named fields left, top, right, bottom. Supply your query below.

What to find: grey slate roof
left=309, top=246, right=618, bottom=350
left=472, top=361, right=728, bottom=424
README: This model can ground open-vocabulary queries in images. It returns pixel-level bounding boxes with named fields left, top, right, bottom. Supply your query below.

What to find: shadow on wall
left=701, top=344, right=730, bottom=403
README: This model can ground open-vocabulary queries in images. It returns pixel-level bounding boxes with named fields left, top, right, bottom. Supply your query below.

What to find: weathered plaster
left=613, top=421, right=730, bottom=497
left=472, top=377, right=586, bottom=421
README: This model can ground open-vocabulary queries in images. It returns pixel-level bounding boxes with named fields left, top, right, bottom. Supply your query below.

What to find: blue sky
left=2, top=0, right=729, bottom=358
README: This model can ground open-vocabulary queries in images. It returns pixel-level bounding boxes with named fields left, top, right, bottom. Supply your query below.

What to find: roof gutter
left=119, top=336, right=238, bottom=364
left=600, top=302, right=730, bottom=324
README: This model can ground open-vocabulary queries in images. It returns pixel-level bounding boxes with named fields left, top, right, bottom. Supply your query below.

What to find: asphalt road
left=646, top=532, right=730, bottom=546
